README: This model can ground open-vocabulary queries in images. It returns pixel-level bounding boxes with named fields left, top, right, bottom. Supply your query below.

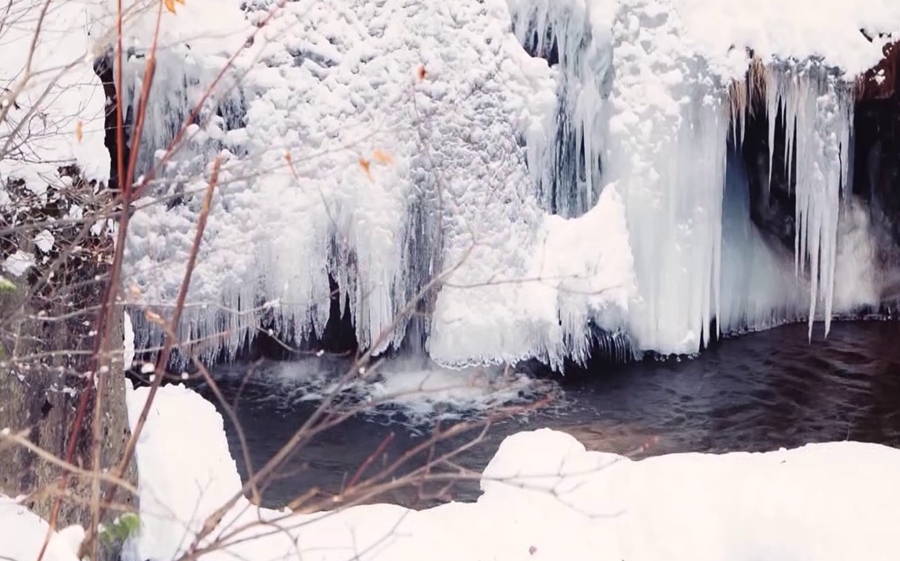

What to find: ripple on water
left=200, top=321, right=900, bottom=508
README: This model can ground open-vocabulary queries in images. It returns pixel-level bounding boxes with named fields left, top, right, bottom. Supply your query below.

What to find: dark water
left=200, top=321, right=900, bottom=509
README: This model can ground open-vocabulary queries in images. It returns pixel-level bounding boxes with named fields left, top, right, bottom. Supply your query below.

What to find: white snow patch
left=124, top=310, right=135, bottom=371
left=0, top=496, right=85, bottom=561
left=2, top=250, right=36, bottom=277
left=125, top=382, right=242, bottom=561
left=0, top=0, right=110, bottom=192
left=672, top=0, right=900, bottom=79
left=34, top=230, right=55, bottom=253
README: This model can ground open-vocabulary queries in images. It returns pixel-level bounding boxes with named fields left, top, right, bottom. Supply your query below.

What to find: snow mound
left=127, top=384, right=900, bottom=561
left=0, top=497, right=85, bottom=561
left=0, top=0, right=110, bottom=194
left=125, top=382, right=242, bottom=561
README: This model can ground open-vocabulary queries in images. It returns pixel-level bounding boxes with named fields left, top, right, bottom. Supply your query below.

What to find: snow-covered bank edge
left=115, top=383, right=900, bottom=561
left=5, top=381, right=900, bottom=560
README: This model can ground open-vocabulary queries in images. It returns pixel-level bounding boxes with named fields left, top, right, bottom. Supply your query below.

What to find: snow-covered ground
left=5, top=379, right=900, bottom=560
left=0, top=497, right=84, bottom=561
left=9, top=383, right=895, bottom=561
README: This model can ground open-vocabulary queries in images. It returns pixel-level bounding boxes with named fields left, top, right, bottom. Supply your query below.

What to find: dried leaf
left=372, top=149, right=393, bottom=165
left=175, top=0, right=185, bottom=4
left=284, top=150, right=292, bottom=164
left=417, top=65, right=426, bottom=80
left=164, top=0, right=176, bottom=14
left=75, top=120, right=83, bottom=143
left=358, top=157, right=372, bottom=181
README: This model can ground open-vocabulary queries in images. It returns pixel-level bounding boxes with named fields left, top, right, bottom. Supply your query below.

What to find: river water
left=199, top=321, right=900, bottom=509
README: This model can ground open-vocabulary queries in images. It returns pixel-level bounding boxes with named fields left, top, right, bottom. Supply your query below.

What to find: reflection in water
left=200, top=321, right=900, bottom=508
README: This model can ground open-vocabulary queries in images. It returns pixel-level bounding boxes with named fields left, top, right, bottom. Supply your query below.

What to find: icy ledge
left=112, top=384, right=900, bottom=561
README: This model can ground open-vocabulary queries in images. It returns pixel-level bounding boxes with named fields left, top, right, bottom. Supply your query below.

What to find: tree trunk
left=0, top=177, right=137, bottom=529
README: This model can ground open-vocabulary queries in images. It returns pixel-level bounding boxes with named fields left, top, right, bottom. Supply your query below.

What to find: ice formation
left=6, top=0, right=900, bottom=365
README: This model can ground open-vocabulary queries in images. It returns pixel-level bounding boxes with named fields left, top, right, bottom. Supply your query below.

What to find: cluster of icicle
left=732, top=64, right=854, bottom=339
left=514, top=0, right=857, bottom=355
left=124, top=0, right=866, bottom=366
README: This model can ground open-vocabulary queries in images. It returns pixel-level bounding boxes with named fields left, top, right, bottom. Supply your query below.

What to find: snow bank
left=128, top=383, right=900, bottom=561
left=672, top=0, right=900, bottom=79
left=0, top=0, right=109, bottom=192
left=125, top=382, right=242, bottom=561
left=0, top=497, right=85, bottom=561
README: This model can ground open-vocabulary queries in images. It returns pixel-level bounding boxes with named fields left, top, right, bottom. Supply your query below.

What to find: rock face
left=0, top=171, right=137, bottom=528
left=853, top=43, right=900, bottom=296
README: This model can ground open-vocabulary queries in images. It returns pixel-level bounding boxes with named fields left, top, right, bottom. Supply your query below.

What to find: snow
left=124, top=309, right=135, bottom=371
left=124, top=383, right=900, bottom=561
left=0, top=0, right=110, bottom=193
left=125, top=381, right=242, bottom=561
left=429, top=184, right=636, bottom=368
left=2, top=250, right=36, bottom=277
left=673, top=0, right=900, bottom=79
left=0, top=496, right=85, bottom=561
left=33, top=230, right=55, bottom=253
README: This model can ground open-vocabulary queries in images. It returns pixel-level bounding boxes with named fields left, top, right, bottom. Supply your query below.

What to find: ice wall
left=119, top=0, right=635, bottom=368
left=109, top=0, right=900, bottom=366
left=515, top=0, right=885, bottom=354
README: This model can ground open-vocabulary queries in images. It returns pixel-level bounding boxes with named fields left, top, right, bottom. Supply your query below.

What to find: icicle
left=765, top=69, right=780, bottom=198
left=604, top=0, right=730, bottom=355
left=509, top=0, right=612, bottom=219
left=766, top=67, right=853, bottom=341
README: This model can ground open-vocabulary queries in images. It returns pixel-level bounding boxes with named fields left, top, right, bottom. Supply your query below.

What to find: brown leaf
left=358, top=157, right=372, bottom=181
left=164, top=0, right=176, bottom=14
left=75, top=120, right=83, bottom=143
left=372, top=149, right=393, bottom=165
left=417, top=65, right=426, bottom=80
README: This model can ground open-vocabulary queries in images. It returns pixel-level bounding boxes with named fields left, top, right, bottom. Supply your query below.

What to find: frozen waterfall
left=114, top=0, right=900, bottom=367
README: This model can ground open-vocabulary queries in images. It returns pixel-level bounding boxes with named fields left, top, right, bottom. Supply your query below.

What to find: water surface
left=200, top=321, right=900, bottom=508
